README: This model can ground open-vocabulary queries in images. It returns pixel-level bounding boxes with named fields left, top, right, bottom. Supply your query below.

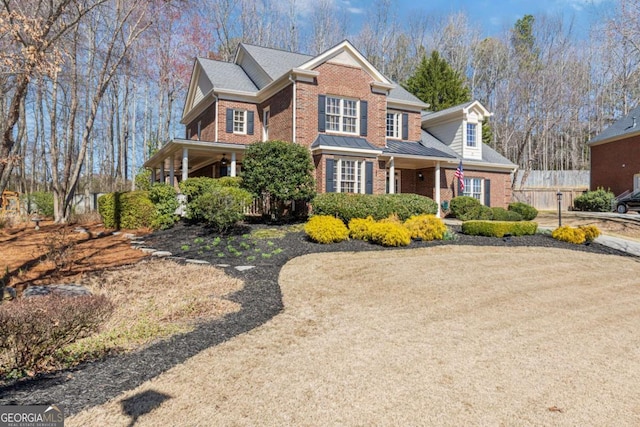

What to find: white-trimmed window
left=262, top=107, right=270, bottom=141
left=386, top=112, right=401, bottom=139
left=463, top=177, right=483, bottom=201
left=233, top=110, right=247, bottom=134
left=326, top=96, right=358, bottom=134
left=466, top=123, right=477, bottom=147
left=197, top=120, right=202, bottom=139
left=333, top=158, right=365, bottom=193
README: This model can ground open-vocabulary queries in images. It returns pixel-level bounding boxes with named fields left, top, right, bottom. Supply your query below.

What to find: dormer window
left=326, top=96, right=358, bottom=134
left=466, top=123, right=477, bottom=147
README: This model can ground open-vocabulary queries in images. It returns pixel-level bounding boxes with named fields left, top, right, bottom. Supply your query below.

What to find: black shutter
left=402, top=113, right=409, bottom=140
left=247, top=111, right=254, bottom=135
left=360, top=100, right=368, bottom=136
left=318, top=95, right=326, bottom=132
left=226, top=109, right=233, bottom=133
left=484, top=179, right=491, bottom=206
left=326, top=158, right=335, bottom=193
left=365, top=161, right=373, bottom=194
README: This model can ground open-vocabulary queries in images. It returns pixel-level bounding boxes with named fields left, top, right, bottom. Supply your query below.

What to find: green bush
left=490, top=207, right=523, bottom=221
left=27, top=192, right=54, bottom=217
left=179, top=177, right=220, bottom=203
left=0, top=294, right=113, bottom=378
left=241, top=140, right=316, bottom=220
left=369, top=222, right=411, bottom=247
left=348, top=216, right=376, bottom=241
left=304, top=215, right=350, bottom=244
left=189, top=187, right=253, bottom=231
left=149, top=183, right=179, bottom=230
left=508, top=202, right=537, bottom=220
left=216, top=176, right=242, bottom=188
left=311, top=193, right=437, bottom=223
left=404, top=214, right=447, bottom=241
left=573, top=188, right=615, bottom=212
left=459, top=205, right=493, bottom=221
left=449, top=196, right=481, bottom=219
left=462, top=220, right=538, bottom=238
left=135, top=169, right=152, bottom=191
left=98, top=191, right=156, bottom=229
left=551, top=225, right=586, bottom=244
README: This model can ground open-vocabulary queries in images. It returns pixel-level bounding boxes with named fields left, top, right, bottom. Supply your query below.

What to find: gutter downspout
left=289, top=74, right=296, bottom=143
left=213, top=93, right=219, bottom=142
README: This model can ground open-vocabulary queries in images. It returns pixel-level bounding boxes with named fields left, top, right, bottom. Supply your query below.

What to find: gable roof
left=198, top=57, right=258, bottom=92
left=589, top=105, right=640, bottom=145
left=239, top=43, right=313, bottom=82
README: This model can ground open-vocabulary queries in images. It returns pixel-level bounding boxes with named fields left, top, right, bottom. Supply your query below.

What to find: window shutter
left=360, top=100, right=368, bottom=136
left=326, top=158, right=335, bottom=193
left=318, top=95, right=326, bottom=132
left=247, top=111, right=254, bottom=135
left=402, top=113, right=409, bottom=140
left=365, top=161, right=373, bottom=194
left=226, top=109, right=233, bottom=133
left=484, top=179, right=491, bottom=206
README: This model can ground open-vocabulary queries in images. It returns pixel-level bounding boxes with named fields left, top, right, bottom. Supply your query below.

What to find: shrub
left=149, top=183, right=179, bottom=230
left=189, top=187, right=253, bottom=231
left=551, top=225, right=586, bottom=244
left=369, top=222, right=411, bottom=247
left=579, top=224, right=601, bottom=243
left=241, top=140, right=316, bottom=219
left=462, top=220, right=538, bottom=237
left=179, top=177, right=220, bottom=203
left=490, top=207, right=523, bottom=221
left=304, top=215, right=349, bottom=244
left=311, top=193, right=437, bottom=223
left=348, top=216, right=376, bottom=241
left=98, top=191, right=155, bottom=229
left=449, top=196, right=481, bottom=219
left=27, top=192, right=54, bottom=217
left=216, top=176, right=242, bottom=188
left=135, top=169, right=152, bottom=191
left=573, top=188, right=616, bottom=212
left=404, top=214, right=447, bottom=241
left=508, top=202, right=538, bottom=220
left=0, top=295, right=114, bottom=378
left=459, top=205, right=493, bottom=221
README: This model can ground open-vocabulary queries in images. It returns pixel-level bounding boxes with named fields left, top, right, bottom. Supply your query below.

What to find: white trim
left=388, top=157, right=395, bottom=194
left=325, top=95, right=359, bottom=135
left=262, top=106, right=270, bottom=142
left=387, top=99, right=428, bottom=111
left=197, top=120, right=202, bottom=139
left=214, top=95, right=219, bottom=142
left=435, top=162, right=441, bottom=217
left=311, top=145, right=383, bottom=156
left=386, top=111, right=401, bottom=139
left=233, top=109, right=247, bottom=134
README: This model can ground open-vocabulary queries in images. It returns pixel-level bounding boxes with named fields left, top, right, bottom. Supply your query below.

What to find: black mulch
left=0, top=222, right=635, bottom=415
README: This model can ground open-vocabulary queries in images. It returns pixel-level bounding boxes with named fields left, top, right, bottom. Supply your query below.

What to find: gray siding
left=427, top=121, right=463, bottom=155
left=238, top=52, right=272, bottom=90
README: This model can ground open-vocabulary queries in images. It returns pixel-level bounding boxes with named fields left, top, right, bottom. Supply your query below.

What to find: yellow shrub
left=551, top=225, right=586, bottom=244
left=404, top=214, right=447, bottom=241
left=378, top=213, right=402, bottom=225
left=369, top=222, right=411, bottom=247
left=304, top=215, right=349, bottom=244
left=579, top=224, right=601, bottom=243
left=348, top=216, right=375, bottom=241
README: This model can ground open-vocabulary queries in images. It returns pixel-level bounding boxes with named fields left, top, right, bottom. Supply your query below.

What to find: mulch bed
left=0, top=221, right=634, bottom=416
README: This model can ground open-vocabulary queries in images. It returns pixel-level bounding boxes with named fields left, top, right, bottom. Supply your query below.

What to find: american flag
left=454, top=161, right=464, bottom=191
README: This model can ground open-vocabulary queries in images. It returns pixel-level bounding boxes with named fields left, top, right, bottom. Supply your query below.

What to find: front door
left=386, top=170, right=401, bottom=194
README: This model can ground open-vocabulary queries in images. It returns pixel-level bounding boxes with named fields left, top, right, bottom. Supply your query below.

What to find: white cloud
left=347, top=7, right=365, bottom=14
left=559, top=0, right=612, bottom=12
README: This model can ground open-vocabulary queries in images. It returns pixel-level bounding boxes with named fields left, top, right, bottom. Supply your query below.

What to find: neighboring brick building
left=588, top=105, right=640, bottom=197
left=144, top=41, right=516, bottom=210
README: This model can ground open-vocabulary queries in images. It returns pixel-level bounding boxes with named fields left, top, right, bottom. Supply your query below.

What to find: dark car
left=616, top=190, right=640, bottom=213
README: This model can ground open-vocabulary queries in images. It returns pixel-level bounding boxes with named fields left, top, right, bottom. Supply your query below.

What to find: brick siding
left=591, top=137, right=640, bottom=195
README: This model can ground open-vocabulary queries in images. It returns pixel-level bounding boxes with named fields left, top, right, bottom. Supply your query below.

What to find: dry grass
left=69, top=246, right=640, bottom=426
left=65, top=259, right=243, bottom=359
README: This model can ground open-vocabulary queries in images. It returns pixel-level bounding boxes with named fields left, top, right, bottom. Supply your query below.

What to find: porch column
left=435, top=161, right=441, bottom=218
left=151, top=168, right=156, bottom=184
left=169, top=157, right=175, bottom=187
left=160, top=162, right=165, bottom=184
left=230, top=152, right=237, bottom=177
left=389, top=157, right=395, bottom=194
left=182, top=148, right=189, bottom=182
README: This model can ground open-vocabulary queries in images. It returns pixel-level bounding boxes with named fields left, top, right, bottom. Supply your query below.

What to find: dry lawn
left=69, top=246, right=640, bottom=426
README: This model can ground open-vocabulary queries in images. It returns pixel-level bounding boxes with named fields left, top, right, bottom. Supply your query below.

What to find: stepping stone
left=167, top=256, right=185, bottom=262
left=140, top=248, right=156, bottom=254
left=74, top=227, right=89, bottom=234
left=112, top=231, right=121, bottom=235
left=185, top=259, right=210, bottom=265
left=235, top=265, right=255, bottom=272
left=215, top=264, right=230, bottom=268
left=130, top=241, right=146, bottom=245
left=123, top=233, right=136, bottom=239
left=152, top=251, right=172, bottom=257
left=24, top=284, right=91, bottom=298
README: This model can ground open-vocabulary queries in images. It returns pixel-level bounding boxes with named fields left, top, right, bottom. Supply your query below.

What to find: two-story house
left=144, top=40, right=516, bottom=212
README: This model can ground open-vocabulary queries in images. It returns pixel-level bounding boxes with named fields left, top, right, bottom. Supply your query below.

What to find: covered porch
left=143, top=139, right=246, bottom=188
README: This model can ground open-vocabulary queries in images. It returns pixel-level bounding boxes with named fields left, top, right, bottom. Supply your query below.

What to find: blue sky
left=341, top=0, right=613, bottom=38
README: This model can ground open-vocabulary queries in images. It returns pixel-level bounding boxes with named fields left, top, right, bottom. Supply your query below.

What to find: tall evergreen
left=402, top=50, right=471, bottom=112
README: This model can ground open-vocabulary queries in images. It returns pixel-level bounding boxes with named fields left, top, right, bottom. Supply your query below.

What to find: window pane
left=467, top=123, right=476, bottom=147
left=233, top=110, right=245, bottom=133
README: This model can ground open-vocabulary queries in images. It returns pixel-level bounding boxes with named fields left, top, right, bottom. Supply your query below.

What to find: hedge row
left=311, top=193, right=438, bottom=223
left=461, top=220, right=538, bottom=238
left=448, top=196, right=537, bottom=221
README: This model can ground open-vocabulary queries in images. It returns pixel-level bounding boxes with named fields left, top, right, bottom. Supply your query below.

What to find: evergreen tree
left=402, top=50, right=471, bottom=112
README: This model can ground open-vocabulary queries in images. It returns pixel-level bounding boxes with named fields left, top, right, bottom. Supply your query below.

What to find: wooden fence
left=512, top=170, right=589, bottom=211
